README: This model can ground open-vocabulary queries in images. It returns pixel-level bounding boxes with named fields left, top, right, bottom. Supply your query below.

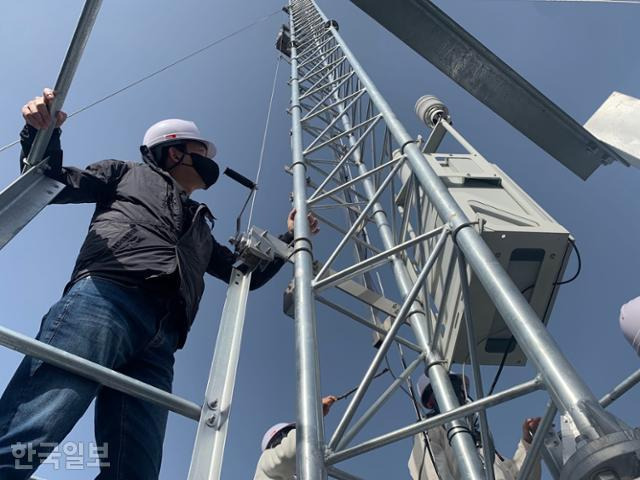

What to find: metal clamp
left=450, top=220, right=481, bottom=245
left=400, top=139, right=419, bottom=156
left=424, top=359, right=447, bottom=373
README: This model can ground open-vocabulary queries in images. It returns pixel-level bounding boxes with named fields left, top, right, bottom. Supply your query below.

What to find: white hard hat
left=620, top=296, right=640, bottom=354
left=142, top=118, right=216, bottom=158
left=261, top=422, right=295, bottom=452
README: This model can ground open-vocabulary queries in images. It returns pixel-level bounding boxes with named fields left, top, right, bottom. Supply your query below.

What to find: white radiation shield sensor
left=585, top=91, right=640, bottom=169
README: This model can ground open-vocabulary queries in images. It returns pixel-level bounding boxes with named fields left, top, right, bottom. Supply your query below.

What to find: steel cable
left=247, top=55, right=282, bottom=230
left=0, top=9, right=281, bottom=155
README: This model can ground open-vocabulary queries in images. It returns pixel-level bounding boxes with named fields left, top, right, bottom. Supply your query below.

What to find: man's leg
left=94, top=315, right=180, bottom=480
left=0, top=277, right=158, bottom=479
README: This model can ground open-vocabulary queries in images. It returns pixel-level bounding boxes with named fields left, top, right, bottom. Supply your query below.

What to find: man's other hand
left=22, top=88, right=67, bottom=130
left=322, top=395, right=337, bottom=416
left=287, top=208, right=319, bottom=235
left=522, top=417, right=542, bottom=444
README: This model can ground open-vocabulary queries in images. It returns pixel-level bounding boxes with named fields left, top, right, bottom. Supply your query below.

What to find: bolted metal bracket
left=205, top=399, right=219, bottom=428
left=230, top=226, right=281, bottom=273
left=561, top=413, right=581, bottom=463
left=559, top=429, right=640, bottom=480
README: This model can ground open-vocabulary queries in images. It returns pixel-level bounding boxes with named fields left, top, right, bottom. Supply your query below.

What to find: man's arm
left=20, top=86, right=66, bottom=174
left=206, top=208, right=318, bottom=287
left=20, top=124, right=128, bottom=205
left=19, top=89, right=128, bottom=205
left=205, top=235, right=236, bottom=284
left=497, top=418, right=542, bottom=480
left=205, top=231, right=293, bottom=290
left=507, top=439, right=541, bottom=480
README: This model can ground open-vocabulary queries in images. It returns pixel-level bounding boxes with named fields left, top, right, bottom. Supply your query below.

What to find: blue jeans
left=0, top=276, right=181, bottom=479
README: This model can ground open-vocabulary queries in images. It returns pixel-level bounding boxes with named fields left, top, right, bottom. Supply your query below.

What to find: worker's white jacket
left=408, top=425, right=541, bottom=480
left=253, top=429, right=297, bottom=480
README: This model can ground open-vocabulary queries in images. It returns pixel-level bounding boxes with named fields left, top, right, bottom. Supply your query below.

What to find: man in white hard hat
left=0, top=89, right=318, bottom=480
left=408, top=373, right=542, bottom=480
left=620, top=296, right=640, bottom=355
left=254, top=395, right=337, bottom=480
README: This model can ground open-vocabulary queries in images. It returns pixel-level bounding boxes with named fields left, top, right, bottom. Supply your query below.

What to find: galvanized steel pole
left=24, top=0, right=103, bottom=170
left=327, top=378, right=543, bottom=464
left=599, top=368, right=640, bottom=408
left=0, top=324, right=201, bottom=420
left=0, top=0, right=103, bottom=251
left=516, top=402, right=557, bottom=480
left=289, top=2, right=327, bottom=478
left=338, top=354, right=426, bottom=448
left=187, top=269, right=253, bottom=480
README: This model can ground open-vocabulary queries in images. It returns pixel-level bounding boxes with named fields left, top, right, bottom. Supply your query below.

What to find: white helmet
left=142, top=118, right=216, bottom=158
left=261, top=422, right=295, bottom=452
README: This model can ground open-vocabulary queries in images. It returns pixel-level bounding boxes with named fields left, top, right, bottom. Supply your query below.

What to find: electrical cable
left=0, top=9, right=282, bottom=155
left=555, top=238, right=581, bottom=286
left=246, top=55, right=282, bottom=230
left=396, top=344, right=442, bottom=479
left=488, top=338, right=514, bottom=396
left=397, top=348, right=425, bottom=416
left=335, top=368, right=390, bottom=401
left=488, top=238, right=582, bottom=395
left=384, top=353, right=415, bottom=400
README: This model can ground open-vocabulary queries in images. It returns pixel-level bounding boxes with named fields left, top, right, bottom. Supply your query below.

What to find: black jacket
left=20, top=125, right=291, bottom=348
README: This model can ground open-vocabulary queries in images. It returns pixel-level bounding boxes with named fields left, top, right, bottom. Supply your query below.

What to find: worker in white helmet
left=254, top=395, right=337, bottom=480
left=408, top=373, right=542, bottom=480
left=620, top=296, right=640, bottom=355
left=0, top=89, right=319, bottom=480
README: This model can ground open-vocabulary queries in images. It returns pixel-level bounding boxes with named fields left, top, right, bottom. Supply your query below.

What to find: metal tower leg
left=187, top=268, right=253, bottom=480
left=289, top=7, right=327, bottom=479
left=288, top=1, right=483, bottom=478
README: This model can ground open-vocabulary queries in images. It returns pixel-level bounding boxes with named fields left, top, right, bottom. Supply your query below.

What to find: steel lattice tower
left=285, top=0, right=640, bottom=479
left=0, top=1, right=638, bottom=479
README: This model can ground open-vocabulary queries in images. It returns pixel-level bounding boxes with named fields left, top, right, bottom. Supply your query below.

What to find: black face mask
left=171, top=147, right=220, bottom=189
left=187, top=152, right=220, bottom=189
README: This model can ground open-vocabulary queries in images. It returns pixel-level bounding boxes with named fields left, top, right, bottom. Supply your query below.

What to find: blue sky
left=0, top=0, right=638, bottom=479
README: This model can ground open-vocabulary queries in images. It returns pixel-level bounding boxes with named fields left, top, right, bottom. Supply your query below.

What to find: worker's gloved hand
left=287, top=208, right=320, bottom=235
left=522, top=417, right=541, bottom=444
left=322, top=395, right=337, bottom=416
left=22, top=88, right=67, bottom=130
